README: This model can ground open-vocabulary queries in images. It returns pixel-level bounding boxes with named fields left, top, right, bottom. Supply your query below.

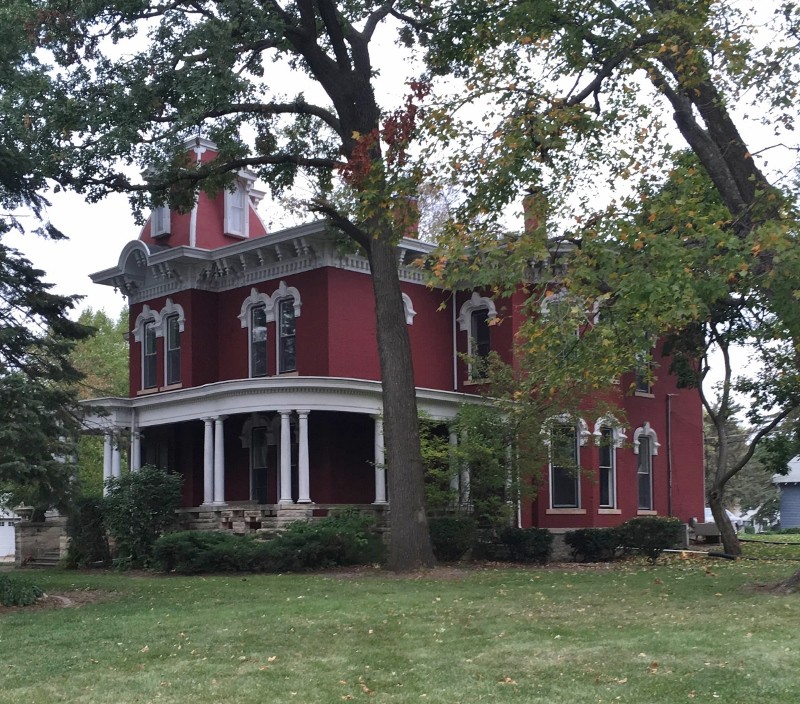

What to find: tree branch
left=151, top=100, right=343, bottom=136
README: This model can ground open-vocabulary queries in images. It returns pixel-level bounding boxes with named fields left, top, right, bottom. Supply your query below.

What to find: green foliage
left=71, top=307, right=129, bottom=400
left=419, top=415, right=456, bottom=512
left=617, top=516, right=685, bottom=563
left=265, top=511, right=385, bottom=572
left=498, top=527, right=553, bottom=564
left=0, top=573, right=43, bottom=607
left=103, top=465, right=182, bottom=567
left=565, top=528, right=621, bottom=563
left=153, top=511, right=384, bottom=574
left=428, top=516, right=476, bottom=562
left=452, top=404, right=521, bottom=529
left=65, top=496, right=111, bottom=568
left=153, top=531, right=267, bottom=575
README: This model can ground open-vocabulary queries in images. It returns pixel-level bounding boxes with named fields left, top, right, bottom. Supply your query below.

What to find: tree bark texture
left=367, top=234, right=436, bottom=570
left=707, top=488, right=741, bottom=556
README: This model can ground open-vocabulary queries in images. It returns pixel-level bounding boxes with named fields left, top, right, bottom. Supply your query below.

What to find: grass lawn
left=2, top=557, right=799, bottom=704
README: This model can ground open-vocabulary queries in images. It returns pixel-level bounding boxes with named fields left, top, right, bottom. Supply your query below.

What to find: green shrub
left=265, top=510, right=384, bottom=571
left=499, top=527, right=553, bottom=564
left=0, top=574, right=43, bottom=607
left=66, top=496, right=111, bottom=568
left=103, top=465, right=183, bottom=567
left=564, top=528, right=620, bottom=562
left=153, top=531, right=268, bottom=574
left=428, top=516, right=476, bottom=562
left=617, top=516, right=684, bottom=563
left=153, top=511, right=384, bottom=574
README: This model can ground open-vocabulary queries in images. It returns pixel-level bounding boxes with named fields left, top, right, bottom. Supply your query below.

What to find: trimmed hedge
left=565, top=528, right=620, bottom=562
left=429, top=516, right=476, bottom=562
left=153, top=511, right=384, bottom=574
left=499, top=527, right=553, bottom=564
left=0, top=574, right=43, bottom=607
left=617, top=516, right=684, bottom=563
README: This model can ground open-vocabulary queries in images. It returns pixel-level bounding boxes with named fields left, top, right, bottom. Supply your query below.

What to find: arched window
left=594, top=417, right=626, bottom=509
left=457, top=292, right=497, bottom=380
left=543, top=416, right=589, bottom=509
left=633, top=423, right=660, bottom=510
left=133, top=298, right=185, bottom=389
left=239, top=282, right=301, bottom=377
left=277, top=298, right=296, bottom=373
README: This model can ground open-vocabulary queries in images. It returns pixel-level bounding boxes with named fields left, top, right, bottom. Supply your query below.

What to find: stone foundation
left=15, top=517, right=68, bottom=567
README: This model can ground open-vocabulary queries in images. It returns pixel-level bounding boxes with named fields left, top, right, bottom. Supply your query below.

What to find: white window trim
left=133, top=298, right=185, bottom=342
left=401, top=292, right=416, bottom=325
left=458, top=292, right=496, bottom=379
left=275, top=297, right=297, bottom=374
left=224, top=173, right=257, bottom=238
left=594, top=418, right=624, bottom=510
left=133, top=299, right=185, bottom=389
left=151, top=205, right=171, bottom=237
left=542, top=414, right=589, bottom=510
left=165, top=313, right=181, bottom=386
left=634, top=422, right=659, bottom=512
left=633, top=422, right=660, bottom=455
left=457, top=292, right=496, bottom=331
left=239, top=283, right=302, bottom=377
left=592, top=416, right=627, bottom=448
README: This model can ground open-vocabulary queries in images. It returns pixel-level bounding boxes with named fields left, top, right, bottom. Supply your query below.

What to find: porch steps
left=25, top=550, right=62, bottom=568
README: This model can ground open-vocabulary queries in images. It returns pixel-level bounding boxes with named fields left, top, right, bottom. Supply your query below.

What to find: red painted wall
left=524, top=344, right=705, bottom=529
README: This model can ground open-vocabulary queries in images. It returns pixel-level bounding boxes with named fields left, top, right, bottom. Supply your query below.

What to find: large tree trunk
left=707, top=487, right=741, bottom=556
left=367, top=234, right=436, bottom=571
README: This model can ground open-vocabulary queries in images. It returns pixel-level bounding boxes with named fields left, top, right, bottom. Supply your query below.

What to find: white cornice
left=81, top=377, right=484, bottom=430
left=91, top=221, right=437, bottom=302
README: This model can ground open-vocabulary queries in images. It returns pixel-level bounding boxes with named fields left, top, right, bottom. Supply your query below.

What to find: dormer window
left=151, top=205, right=171, bottom=237
left=224, top=180, right=249, bottom=238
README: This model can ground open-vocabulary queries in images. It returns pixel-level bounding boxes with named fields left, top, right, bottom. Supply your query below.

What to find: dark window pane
left=250, top=305, right=267, bottom=377
left=471, top=308, right=490, bottom=359
left=166, top=316, right=180, bottom=385
left=143, top=322, right=157, bottom=388
left=551, top=425, right=578, bottom=508
left=637, top=436, right=652, bottom=510
left=278, top=299, right=296, bottom=373
left=599, top=427, right=614, bottom=508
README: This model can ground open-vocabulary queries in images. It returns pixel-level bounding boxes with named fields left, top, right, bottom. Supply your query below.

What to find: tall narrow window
left=550, top=424, right=579, bottom=508
left=250, top=304, right=268, bottom=377
left=638, top=435, right=653, bottom=510
left=469, top=308, right=491, bottom=379
left=224, top=181, right=248, bottom=237
left=143, top=320, right=157, bottom=389
left=599, top=426, right=616, bottom=508
left=165, top=314, right=181, bottom=385
left=278, top=298, right=296, bottom=373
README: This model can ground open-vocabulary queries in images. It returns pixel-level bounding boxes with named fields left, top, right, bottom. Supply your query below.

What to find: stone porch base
left=177, top=503, right=388, bottom=536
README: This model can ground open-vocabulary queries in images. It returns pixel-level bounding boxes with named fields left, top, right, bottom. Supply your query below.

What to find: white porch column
left=111, top=436, right=122, bottom=479
left=460, top=431, right=470, bottom=505
left=373, top=415, right=387, bottom=505
left=297, top=410, right=311, bottom=503
left=102, top=432, right=113, bottom=496
left=212, top=416, right=226, bottom=505
left=131, top=430, right=142, bottom=472
left=279, top=411, right=293, bottom=504
left=449, top=430, right=459, bottom=495
left=202, top=418, right=214, bottom=505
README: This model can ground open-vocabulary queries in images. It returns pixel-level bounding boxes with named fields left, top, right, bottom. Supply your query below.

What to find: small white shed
left=0, top=507, right=17, bottom=559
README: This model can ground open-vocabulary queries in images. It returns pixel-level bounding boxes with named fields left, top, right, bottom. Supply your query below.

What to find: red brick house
left=82, top=139, right=704, bottom=533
